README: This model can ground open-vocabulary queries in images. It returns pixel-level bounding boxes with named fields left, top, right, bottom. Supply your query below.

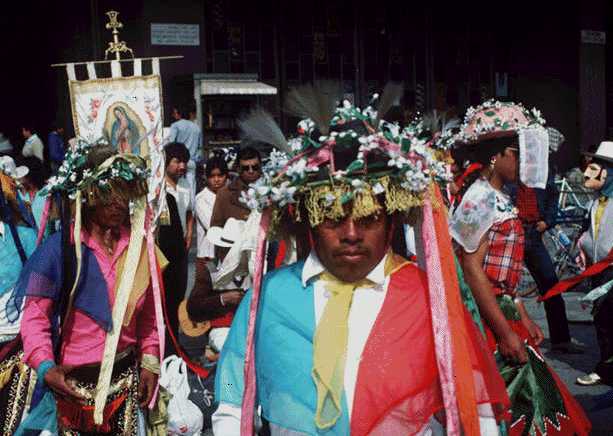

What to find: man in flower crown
left=212, top=84, right=509, bottom=435
left=13, top=143, right=167, bottom=435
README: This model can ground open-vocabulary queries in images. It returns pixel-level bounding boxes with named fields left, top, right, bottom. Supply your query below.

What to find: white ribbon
left=111, top=60, right=122, bottom=78
left=93, top=197, right=146, bottom=424
left=152, top=58, right=160, bottom=75
left=133, top=58, right=142, bottom=77
left=66, top=63, right=76, bottom=81
left=86, top=62, right=97, bottom=79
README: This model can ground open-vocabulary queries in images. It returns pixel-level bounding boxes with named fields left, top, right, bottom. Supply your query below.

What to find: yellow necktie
left=311, top=252, right=409, bottom=429
left=594, top=197, right=608, bottom=240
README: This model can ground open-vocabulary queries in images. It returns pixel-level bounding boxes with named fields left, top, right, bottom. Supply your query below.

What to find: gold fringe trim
left=299, top=177, right=422, bottom=228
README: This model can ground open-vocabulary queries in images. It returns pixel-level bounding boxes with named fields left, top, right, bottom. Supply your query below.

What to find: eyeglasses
left=240, top=164, right=261, bottom=172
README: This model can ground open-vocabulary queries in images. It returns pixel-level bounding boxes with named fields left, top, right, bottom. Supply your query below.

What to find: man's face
left=312, top=212, right=391, bottom=282
left=22, top=128, right=31, bottom=139
left=238, top=157, right=261, bottom=184
left=166, top=157, right=187, bottom=181
left=172, top=108, right=181, bottom=121
left=57, top=127, right=65, bottom=135
left=91, top=197, right=129, bottom=229
left=584, top=162, right=607, bottom=190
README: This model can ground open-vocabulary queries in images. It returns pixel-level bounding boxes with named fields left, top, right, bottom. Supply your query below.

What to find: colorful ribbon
left=240, top=208, right=271, bottom=435
left=36, top=196, right=51, bottom=246
left=145, top=206, right=165, bottom=409
left=419, top=195, right=462, bottom=434
left=540, top=248, right=613, bottom=301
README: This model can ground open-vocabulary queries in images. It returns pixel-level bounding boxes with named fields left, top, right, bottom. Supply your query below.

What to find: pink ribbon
left=420, top=198, right=461, bottom=434
left=145, top=206, right=165, bottom=409
left=305, top=145, right=332, bottom=168
left=36, top=197, right=51, bottom=246
left=240, top=208, right=272, bottom=435
left=375, top=137, right=401, bottom=155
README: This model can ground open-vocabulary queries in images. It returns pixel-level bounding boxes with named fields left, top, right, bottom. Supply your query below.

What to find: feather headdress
left=238, top=107, right=291, bottom=154
left=285, top=81, right=342, bottom=135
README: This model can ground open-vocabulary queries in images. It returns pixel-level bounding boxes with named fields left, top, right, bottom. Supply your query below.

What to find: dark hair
left=49, top=121, right=64, bottom=131
left=85, top=145, right=116, bottom=169
left=20, top=156, right=46, bottom=189
left=205, top=156, right=228, bottom=178
left=465, top=135, right=518, bottom=166
left=173, top=106, right=188, bottom=119
left=22, top=125, right=35, bottom=134
left=455, top=134, right=518, bottom=201
left=164, top=142, right=190, bottom=167
left=237, top=145, right=261, bottom=163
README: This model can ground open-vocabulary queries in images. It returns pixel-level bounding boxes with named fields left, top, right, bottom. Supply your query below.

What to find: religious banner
left=69, top=75, right=163, bottom=156
left=68, top=74, right=165, bottom=209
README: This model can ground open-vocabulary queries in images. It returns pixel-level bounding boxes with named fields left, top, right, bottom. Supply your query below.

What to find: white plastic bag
left=159, top=355, right=204, bottom=435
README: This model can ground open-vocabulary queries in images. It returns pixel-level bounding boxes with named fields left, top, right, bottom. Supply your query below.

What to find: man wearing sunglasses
left=210, top=145, right=262, bottom=260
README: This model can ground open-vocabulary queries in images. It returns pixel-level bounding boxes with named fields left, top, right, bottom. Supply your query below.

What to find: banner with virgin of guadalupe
left=67, top=64, right=165, bottom=219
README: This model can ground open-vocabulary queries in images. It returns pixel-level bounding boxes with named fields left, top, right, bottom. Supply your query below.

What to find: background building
left=0, top=0, right=609, bottom=171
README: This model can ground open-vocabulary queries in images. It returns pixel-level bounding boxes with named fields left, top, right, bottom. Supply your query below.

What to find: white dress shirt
left=166, top=178, right=192, bottom=234
left=195, top=187, right=216, bottom=258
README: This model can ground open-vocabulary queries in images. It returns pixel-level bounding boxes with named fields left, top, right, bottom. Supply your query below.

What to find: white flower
left=324, top=193, right=336, bottom=206
left=271, top=181, right=297, bottom=207
left=372, top=182, right=385, bottom=195
left=285, top=159, right=309, bottom=181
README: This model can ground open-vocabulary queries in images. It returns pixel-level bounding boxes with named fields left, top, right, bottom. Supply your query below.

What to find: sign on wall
left=581, top=30, right=606, bottom=45
left=151, top=23, right=200, bottom=46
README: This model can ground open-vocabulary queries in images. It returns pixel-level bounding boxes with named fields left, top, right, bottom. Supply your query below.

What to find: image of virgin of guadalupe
left=102, top=103, right=149, bottom=156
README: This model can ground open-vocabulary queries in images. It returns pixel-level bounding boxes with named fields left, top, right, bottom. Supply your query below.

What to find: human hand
left=522, top=318, right=545, bottom=346
left=497, top=331, right=528, bottom=364
left=221, top=290, right=245, bottom=306
left=535, top=221, right=548, bottom=233
left=44, top=365, right=86, bottom=404
left=185, top=236, right=192, bottom=251
left=138, top=368, right=158, bottom=408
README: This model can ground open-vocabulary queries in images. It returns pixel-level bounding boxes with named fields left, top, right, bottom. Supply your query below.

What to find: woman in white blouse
left=195, top=156, right=229, bottom=263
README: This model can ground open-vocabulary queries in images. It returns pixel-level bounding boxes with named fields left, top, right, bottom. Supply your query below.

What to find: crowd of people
left=0, top=88, right=611, bottom=435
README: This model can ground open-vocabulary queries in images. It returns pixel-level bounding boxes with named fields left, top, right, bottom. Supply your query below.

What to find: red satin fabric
left=57, top=393, right=127, bottom=433
left=350, top=264, right=509, bottom=436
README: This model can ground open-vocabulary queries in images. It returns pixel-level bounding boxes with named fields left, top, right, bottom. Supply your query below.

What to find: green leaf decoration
left=340, top=191, right=353, bottom=204
left=496, top=295, right=521, bottom=321
left=484, top=111, right=496, bottom=117
left=345, top=160, right=364, bottom=173
left=502, top=121, right=510, bottom=130
left=498, top=348, right=567, bottom=436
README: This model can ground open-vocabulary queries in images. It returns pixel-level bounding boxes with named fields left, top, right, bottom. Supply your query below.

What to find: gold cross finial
left=105, top=10, right=123, bottom=32
left=104, top=10, right=134, bottom=61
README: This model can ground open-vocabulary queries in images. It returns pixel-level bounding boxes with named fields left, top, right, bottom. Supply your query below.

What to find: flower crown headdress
left=239, top=82, right=450, bottom=230
left=42, top=139, right=149, bottom=205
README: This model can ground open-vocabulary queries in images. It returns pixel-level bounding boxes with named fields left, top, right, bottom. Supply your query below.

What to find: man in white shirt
left=158, top=141, right=193, bottom=355
left=169, top=105, right=202, bottom=201
left=21, top=126, right=44, bottom=162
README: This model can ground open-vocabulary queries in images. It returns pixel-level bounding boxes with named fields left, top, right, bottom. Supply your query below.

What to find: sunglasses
left=240, top=164, right=261, bottom=172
